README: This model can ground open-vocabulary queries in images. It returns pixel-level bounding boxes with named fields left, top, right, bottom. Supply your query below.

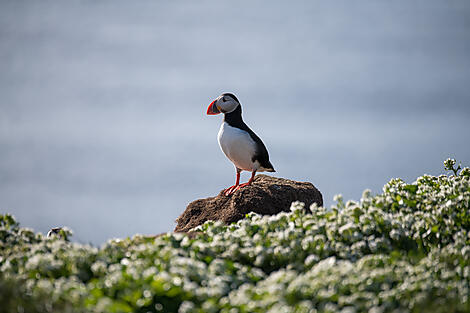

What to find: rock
left=175, top=175, right=323, bottom=232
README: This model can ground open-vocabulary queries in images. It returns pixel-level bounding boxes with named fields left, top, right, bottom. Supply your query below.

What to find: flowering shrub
left=1, top=160, right=469, bottom=313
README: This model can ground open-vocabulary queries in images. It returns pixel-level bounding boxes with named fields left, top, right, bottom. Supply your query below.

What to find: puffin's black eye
left=222, top=97, right=227, bottom=102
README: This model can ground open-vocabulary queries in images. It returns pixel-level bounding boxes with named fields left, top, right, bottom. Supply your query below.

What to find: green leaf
left=403, top=185, right=418, bottom=193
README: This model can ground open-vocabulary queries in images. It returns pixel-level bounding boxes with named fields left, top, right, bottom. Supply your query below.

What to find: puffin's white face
left=207, top=93, right=240, bottom=115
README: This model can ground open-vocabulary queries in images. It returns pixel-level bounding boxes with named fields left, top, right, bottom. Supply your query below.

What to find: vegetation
left=1, top=159, right=469, bottom=313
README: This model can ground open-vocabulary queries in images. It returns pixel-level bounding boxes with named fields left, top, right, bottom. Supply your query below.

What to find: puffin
left=207, top=93, right=275, bottom=195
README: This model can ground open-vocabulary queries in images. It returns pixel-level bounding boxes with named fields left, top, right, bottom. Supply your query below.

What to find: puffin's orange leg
left=224, top=169, right=241, bottom=196
left=234, top=171, right=256, bottom=191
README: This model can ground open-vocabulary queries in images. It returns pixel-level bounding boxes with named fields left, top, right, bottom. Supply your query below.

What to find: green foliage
left=1, top=160, right=470, bottom=313
left=444, top=158, right=462, bottom=176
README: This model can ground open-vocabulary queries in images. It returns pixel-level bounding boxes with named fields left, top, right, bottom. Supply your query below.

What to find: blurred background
left=1, top=1, right=469, bottom=244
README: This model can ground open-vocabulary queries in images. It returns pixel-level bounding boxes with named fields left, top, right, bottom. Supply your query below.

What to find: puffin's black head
left=206, top=93, right=240, bottom=115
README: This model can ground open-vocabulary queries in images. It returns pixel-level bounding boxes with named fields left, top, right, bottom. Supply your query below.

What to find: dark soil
left=175, top=175, right=323, bottom=232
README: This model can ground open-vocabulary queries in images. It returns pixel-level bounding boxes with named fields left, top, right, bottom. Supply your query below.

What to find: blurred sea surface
left=1, top=1, right=469, bottom=244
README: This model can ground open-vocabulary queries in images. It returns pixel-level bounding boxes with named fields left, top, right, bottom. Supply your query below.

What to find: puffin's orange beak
left=206, top=100, right=221, bottom=115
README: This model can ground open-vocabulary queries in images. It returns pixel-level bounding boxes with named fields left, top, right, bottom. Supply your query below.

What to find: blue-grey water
left=1, top=1, right=469, bottom=244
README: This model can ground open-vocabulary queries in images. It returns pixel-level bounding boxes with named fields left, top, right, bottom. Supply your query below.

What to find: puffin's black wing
left=243, top=124, right=275, bottom=171
left=223, top=104, right=275, bottom=172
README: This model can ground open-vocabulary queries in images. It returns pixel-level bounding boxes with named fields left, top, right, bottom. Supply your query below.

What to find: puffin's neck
left=223, top=105, right=244, bottom=127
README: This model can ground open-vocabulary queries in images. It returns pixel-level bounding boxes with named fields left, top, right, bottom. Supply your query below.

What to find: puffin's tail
left=262, top=161, right=275, bottom=172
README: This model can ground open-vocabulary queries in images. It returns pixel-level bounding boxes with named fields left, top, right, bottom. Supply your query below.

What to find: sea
left=1, top=0, right=469, bottom=244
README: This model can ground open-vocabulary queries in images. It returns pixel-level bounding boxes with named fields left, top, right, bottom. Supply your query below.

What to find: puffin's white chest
left=217, top=122, right=257, bottom=171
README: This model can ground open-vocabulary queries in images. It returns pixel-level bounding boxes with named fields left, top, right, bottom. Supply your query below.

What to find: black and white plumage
left=207, top=93, right=275, bottom=195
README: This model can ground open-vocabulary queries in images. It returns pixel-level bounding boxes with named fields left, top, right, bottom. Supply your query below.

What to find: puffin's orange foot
left=224, top=185, right=239, bottom=196
left=233, top=182, right=252, bottom=192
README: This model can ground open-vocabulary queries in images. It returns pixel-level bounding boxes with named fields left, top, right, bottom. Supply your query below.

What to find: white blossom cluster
left=0, top=162, right=469, bottom=313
